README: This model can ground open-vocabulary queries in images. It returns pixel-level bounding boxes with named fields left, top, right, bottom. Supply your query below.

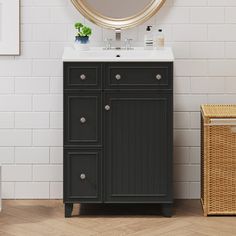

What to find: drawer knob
left=80, top=173, right=86, bottom=180
left=80, top=74, right=86, bottom=80
left=80, top=117, right=86, bottom=124
left=156, top=74, right=162, bottom=80
left=115, top=74, right=121, bottom=80
left=105, top=105, right=110, bottom=111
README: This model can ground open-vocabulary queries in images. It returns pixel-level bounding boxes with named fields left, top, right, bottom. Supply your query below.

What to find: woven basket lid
left=201, top=105, right=236, bottom=118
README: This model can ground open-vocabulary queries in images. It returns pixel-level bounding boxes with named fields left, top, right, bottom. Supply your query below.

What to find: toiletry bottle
left=144, top=26, right=154, bottom=50
left=156, top=28, right=165, bottom=49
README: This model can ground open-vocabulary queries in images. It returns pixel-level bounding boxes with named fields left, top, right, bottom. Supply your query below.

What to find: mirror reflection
left=85, top=0, right=155, bottom=19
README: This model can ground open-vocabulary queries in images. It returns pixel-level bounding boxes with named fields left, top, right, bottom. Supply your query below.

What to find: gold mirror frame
left=71, top=0, right=166, bottom=29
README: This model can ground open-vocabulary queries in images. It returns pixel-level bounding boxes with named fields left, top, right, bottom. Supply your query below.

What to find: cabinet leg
left=65, top=203, right=73, bottom=218
left=162, top=204, right=173, bottom=217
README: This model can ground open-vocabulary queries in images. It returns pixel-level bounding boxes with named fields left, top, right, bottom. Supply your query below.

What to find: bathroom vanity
left=63, top=47, right=174, bottom=217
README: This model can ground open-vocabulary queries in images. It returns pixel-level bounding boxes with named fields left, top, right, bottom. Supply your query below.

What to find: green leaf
left=80, top=26, right=92, bottom=37
left=74, top=22, right=83, bottom=30
left=74, top=22, right=92, bottom=37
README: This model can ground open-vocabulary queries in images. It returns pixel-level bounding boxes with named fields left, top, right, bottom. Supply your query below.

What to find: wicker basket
left=201, top=105, right=236, bottom=216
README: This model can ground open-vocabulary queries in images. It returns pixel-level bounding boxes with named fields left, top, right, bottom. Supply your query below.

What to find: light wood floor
left=0, top=200, right=236, bottom=236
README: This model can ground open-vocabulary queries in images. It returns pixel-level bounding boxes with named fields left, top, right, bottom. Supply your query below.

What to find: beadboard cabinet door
left=104, top=92, right=173, bottom=203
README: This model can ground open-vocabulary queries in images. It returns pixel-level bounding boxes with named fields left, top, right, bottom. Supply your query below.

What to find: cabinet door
left=104, top=93, right=172, bottom=202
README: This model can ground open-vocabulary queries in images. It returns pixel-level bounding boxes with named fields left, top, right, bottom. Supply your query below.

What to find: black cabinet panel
left=64, top=62, right=102, bottom=89
left=104, top=93, right=172, bottom=202
left=63, top=62, right=173, bottom=217
left=105, top=62, right=172, bottom=90
left=64, top=92, right=102, bottom=146
left=64, top=150, right=101, bottom=202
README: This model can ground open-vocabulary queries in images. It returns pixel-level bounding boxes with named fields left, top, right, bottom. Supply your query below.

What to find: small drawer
left=64, top=150, right=101, bottom=201
left=64, top=62, right=102, bottom=89
left=64, top=93, right=101, bottom=146
left=105, top=63, right=172, bottom=89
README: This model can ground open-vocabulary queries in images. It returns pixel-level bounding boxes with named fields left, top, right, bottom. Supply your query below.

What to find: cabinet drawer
left=64, top=63, right=101, bottom=89
left=105, top=63, right=172, bottom=89
left=64, top=150, right=101, bottom=202
left=64, top=93, right=101, bottom=146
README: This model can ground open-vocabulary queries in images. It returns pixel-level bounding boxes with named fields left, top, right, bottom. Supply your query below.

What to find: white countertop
left=62, top=47, right=174, bottom=62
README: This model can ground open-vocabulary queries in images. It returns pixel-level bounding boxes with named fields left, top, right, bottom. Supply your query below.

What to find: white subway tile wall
left=0, top=0, right=236, bottom=199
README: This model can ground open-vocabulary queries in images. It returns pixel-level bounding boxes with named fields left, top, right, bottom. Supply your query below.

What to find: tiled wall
left=0, top=0, right=236, bottom=199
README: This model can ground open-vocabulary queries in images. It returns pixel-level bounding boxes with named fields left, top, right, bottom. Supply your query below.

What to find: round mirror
left=71, top=0, right=166, bottom=29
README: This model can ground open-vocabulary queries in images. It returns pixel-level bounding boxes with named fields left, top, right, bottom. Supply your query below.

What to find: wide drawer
left=64, top=62, right=102, bottom=89
left=64, top=150, right=101, bottom=202
left=64, top=92, right=101, bottom=146
left=105, top=62, right=172, bottom=89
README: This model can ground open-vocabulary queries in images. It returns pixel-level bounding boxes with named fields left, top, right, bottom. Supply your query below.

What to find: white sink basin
left=62, top=47, right=174, bottom=62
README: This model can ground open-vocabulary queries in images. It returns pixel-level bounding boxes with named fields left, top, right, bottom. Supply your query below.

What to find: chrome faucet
left=104, top=38, right=133, bottom=50
left=103, top=28, right=134, bottom=50
left=115, top=28, right=122, bottom=49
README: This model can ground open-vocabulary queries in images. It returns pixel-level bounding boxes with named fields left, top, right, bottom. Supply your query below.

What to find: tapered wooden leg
left=162, top=204, right=173, bottom=217
left=65, top=203, right=73, bottom=218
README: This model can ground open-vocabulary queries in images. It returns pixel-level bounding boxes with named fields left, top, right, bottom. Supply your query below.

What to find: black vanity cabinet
left=63, top=62, right=173, bottom=217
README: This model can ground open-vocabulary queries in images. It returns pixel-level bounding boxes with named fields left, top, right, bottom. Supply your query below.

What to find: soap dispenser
left=156, top=28, right=165, bottom=49
left=144, top=26, right=154, bottom=50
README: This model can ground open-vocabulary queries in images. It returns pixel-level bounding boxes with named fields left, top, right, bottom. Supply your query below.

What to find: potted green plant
left=74, top=22, right=92, bottom=50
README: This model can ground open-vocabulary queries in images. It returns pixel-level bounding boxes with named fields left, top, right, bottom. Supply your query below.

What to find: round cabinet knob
left=156, top=74, right=162, bottom=80
left=80, top=173, right=86, bottom=180
left=80, top=74, right=86, bottom=80
left=80, top=117, right=86, bottom=124
left=105, top=105, right=110, bottom=111
left=115, top=74, right=121, bottom=80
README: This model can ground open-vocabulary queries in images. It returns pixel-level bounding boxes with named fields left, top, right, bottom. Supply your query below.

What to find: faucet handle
left=125, top=38, right=133, bottom=50
left=104, top=38, right=112, bottom=50
left=105, top=38, right=112, bottom=42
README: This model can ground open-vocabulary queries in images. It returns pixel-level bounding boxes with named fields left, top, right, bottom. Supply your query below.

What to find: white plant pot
left=74, top=42, right=90, bottom=51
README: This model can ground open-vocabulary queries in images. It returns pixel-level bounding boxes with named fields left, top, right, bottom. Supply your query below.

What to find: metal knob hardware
left=80, top=173, right=86, bottom=180
left=80, top=74, right=86, bottom=80
left=80, top=117, right=86, bottom=124
left=115, top=74, right=121, bottom=80
left=105, top=105, right=110, bottom=111
left=156, top=74, right=162, bottom=80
